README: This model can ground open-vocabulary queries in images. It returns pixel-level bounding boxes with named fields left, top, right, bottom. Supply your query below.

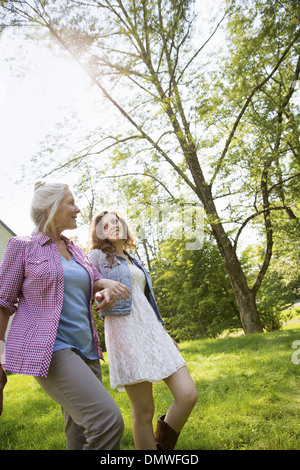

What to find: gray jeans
left=35, top=348, right=124, bottom=450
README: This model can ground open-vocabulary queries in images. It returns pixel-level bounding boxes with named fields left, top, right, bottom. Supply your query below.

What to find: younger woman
left=88, top=210, right=198, bottom=450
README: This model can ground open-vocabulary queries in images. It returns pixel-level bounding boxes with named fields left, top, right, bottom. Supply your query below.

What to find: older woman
left=0, top=182, right=130, bottom=450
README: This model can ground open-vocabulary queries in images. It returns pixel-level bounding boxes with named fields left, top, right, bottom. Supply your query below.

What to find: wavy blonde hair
left=89, top=210, right=136, bottom=267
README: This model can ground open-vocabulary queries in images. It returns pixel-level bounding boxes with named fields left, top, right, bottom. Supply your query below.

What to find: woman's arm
left=0, top=237, right=25, bottom=315
left=89, top=249, right=130, bottom=309
left=93, top=278, right=131, bottom=299
left=0, top=307, right=9, bottom=416
left=0, top=237, right=26, bottom=417
left=93, top=279, right=131, bottom=312
left=0, top=307, right=10, bottom=342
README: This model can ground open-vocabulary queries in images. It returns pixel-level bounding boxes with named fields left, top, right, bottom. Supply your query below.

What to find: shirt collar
left=31, top=229, right=74, bottom=247
left=61, top=235, right=74, bottom=247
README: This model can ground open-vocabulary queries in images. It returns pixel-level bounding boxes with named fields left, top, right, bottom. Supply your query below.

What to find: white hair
left=31, top=181, right=69, bottom=236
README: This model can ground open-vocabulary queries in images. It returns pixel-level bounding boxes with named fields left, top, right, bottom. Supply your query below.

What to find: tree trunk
left=187, top=151, right=264, bottom=334
left=211, top=212, right=264, bottom=334
left=211, top=216, right=263, bottom=334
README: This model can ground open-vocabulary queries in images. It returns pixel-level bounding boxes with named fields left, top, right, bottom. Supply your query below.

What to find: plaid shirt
left=0, top=230, right=104, bottom=377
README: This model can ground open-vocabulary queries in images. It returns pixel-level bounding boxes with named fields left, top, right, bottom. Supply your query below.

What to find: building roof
left=0, top=219, right=17, bottom=237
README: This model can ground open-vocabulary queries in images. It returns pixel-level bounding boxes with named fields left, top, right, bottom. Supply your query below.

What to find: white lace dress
left=104, top=263, right=186, bottom=391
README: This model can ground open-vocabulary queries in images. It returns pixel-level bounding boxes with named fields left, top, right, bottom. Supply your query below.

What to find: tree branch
left=98, top=172, right=178, bottom=200
left=268, top=172, right=300, bottom=194
left=41, top=135, right=140, bottom=177
left=233, top=205, right=292, bottom=252
left=209, top=30, right=300, bottom=187
left=177, top=10, right=228, bottom=84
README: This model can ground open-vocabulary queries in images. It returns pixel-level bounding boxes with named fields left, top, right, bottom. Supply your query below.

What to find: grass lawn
left=0, top=320, right=299, bottom=450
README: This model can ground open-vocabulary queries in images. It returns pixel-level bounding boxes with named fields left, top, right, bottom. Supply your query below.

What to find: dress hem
left=112, top=363, right=186, bottom=392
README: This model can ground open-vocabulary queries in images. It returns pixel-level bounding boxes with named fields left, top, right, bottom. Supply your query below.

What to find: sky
left=0, top=34, right=98, bottom=237
left=0, top=0, right=223, bottom=242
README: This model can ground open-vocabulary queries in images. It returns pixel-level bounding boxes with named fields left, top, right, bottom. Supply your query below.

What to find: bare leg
left=163, top=366, right=198, bottom=433
left=125, top=381, right=157, bottom=450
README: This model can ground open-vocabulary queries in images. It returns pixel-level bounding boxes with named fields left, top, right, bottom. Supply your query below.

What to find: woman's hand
left=93, top=279, right=130, bottom=311
left=94, top=288, right=116, bottom=311
left=94, top=279, right=131, bottom=302
left=0, top=364, right=7, bottom=416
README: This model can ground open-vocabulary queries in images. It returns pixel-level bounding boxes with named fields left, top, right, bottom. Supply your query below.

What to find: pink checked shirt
left=0, top=230, right=104, bottom=377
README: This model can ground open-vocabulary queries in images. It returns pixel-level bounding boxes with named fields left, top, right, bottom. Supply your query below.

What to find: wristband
left=0, top=340, right=5, bottom=364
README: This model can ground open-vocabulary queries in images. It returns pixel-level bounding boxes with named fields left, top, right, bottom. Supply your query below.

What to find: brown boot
left=154, top=415, right=180, bottom=450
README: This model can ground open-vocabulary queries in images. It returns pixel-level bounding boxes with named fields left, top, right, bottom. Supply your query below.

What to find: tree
left=152, top=237, right=241, bottom=340
left=1, top=0, right=299, bottom=333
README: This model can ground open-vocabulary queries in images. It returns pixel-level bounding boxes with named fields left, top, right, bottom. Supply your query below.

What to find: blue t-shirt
left=54, top=256, right=99, bottom=360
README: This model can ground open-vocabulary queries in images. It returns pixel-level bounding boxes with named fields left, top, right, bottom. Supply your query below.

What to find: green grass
left=1, top=322, right=299, bottom=450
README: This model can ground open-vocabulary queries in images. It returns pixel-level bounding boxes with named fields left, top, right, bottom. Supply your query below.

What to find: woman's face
left=99, top=213, right=126, bottom=242
left=52, top=189, right=80, bottom=233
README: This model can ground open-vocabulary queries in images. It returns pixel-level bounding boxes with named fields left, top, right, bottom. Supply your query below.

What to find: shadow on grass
left=180, top=327, right=300, bottom=357
left=176, top=328, right=300, bottom=449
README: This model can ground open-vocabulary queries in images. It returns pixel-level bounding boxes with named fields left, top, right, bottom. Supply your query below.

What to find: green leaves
left=152, top=237, right=241, bottom=340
